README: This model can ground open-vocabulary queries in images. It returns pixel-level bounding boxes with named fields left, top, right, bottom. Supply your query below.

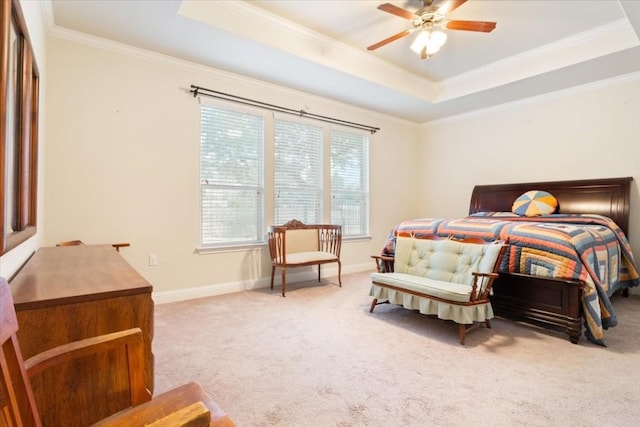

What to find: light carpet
left=153, top=271, right=640, bottom=427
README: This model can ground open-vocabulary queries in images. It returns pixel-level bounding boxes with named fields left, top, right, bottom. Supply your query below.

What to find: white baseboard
left=153, top=262, right=373, bottom=304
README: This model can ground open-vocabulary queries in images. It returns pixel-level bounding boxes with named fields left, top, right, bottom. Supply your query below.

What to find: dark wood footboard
left=491, top=273, right=584, bottom=343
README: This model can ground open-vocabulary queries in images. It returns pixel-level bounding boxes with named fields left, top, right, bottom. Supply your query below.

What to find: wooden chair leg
left=337, top=261, right=342, bottom=287
left=459, top=320, right=491, bottom=345
left=270, top=266, right=276, bottom=290
left=318, top=265, right=321, bottom=282
left=281, top=268, right=286, bottom=297
left=370, top=298, right=378, bottom=313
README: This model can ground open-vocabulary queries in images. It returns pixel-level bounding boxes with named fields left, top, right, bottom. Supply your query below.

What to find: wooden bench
left=268, top=219, right=342, bottom=296
left=370, top=235, right=507, bottom=344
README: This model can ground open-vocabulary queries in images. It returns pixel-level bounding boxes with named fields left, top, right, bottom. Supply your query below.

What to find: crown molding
left=424, top=70, right=640, bottom=127
left=436, top=18, right=639, bottom=102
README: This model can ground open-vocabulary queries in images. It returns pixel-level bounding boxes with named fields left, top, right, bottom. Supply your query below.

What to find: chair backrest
left=268, top=219, right=342, bottom=259
left=0, top=276, right=42, bottom=427
left=285, top=229, right=319, bottom=254
left=393, top=237, right=506, bottom=287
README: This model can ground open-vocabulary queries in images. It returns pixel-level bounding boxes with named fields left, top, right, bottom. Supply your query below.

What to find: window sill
left=196, top=242, right=266, bottom=255
left=196, top=235, right=369, bottom=254
left=343, top=235, right=372, bottom=243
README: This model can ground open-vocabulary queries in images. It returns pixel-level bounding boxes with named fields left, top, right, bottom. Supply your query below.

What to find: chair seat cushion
left=285, top=251, right=338, bottom=264
left=371, top=272, right=472, bottom=303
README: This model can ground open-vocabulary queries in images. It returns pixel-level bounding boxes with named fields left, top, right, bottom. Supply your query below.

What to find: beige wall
left=418, top=75, right=640, bottom=257
left=0, top=0, right=47, bottom=278
left=43, top=36, right=420, bottom=300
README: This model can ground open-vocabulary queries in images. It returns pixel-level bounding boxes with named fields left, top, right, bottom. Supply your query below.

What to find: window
left=331, top=130, right=369, bottom=237
left=273, top=119, right=322, bottom=225
left=1, top=0, right=39, bottom=255
left=199, top=103, right=264, bottom=247
left=198, top=102, right=370, bottom=248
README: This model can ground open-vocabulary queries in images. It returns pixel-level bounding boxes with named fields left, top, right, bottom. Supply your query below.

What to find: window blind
left=274, top=120, right=323, bottom=225
left=331, top=130, right=369, bottom=237
left=200, top=104, right=264, bottom=246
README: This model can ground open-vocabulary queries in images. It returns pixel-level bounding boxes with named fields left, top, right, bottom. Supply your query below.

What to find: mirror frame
left=1, top=0, right=39, bottom=255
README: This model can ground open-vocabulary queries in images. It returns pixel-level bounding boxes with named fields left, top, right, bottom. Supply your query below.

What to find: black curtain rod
left=190, top=84, right=380, bottom=134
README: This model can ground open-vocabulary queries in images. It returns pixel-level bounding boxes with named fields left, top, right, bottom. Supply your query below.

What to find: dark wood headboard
left=469, top=177, right=633, bottom=236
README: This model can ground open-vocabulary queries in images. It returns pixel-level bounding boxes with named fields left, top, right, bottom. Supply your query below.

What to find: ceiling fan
left=367, top=0, right=496, bottom=59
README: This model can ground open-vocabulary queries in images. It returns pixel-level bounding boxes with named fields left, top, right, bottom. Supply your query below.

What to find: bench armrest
left=318, top=226, right=342, bottom=257
left=470, top=272, right=499, bottom=302
left=267, top=227, right=286, bottom=263
left=371, top=255, right=394, bottom=273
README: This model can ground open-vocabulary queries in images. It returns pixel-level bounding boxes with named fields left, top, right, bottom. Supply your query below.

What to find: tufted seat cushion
left=393, top=237, right=503, bottom=286
left=369, top=272, right=473, bottom=302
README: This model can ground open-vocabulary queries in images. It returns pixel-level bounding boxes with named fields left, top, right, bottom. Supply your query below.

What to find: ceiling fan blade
left=444, top=20, right=496, bottom=32
left=437, top=0, right=467, bottom=15
left=377, top=3, right=417, bottom=20
left=367, top=29, right=414, bottom=51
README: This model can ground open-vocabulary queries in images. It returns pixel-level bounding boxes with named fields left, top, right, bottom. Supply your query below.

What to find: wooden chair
left=0, top=277, right=236, bottom=427
left=267, top=219, right=342, bottom=296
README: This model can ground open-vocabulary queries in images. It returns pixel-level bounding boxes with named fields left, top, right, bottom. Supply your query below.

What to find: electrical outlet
left=149, top=254, right=158, bottom=266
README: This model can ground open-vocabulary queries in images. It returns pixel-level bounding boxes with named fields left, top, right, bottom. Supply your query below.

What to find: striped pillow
left=512, top=190, right=558, bottom=217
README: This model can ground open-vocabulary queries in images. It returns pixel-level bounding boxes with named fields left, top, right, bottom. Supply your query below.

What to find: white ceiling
left=47, top=0, right=640, bottom=123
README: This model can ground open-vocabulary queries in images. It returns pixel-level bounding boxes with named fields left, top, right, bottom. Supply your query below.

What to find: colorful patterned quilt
left=381, top=213, right=640, bottom=345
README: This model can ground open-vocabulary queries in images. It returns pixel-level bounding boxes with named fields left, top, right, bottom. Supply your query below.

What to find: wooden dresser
left=9, top=245, right=154, bottom=426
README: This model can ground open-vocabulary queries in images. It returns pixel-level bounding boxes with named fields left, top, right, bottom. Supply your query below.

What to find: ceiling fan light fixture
left=410, top=29, right=447, bottom=56
left=368, top=2, right=495, bottom=59
left=430, top=30, right=447, bottom=46
left=410, top=31, right=430, bottom=54
left=426, top=42, right=441, bottom=55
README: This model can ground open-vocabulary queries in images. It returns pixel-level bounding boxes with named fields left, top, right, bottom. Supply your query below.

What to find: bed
left=380, top=177, right=639, bottom=345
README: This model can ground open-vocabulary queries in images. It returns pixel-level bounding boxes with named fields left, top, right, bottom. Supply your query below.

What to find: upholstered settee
left=370, top=236, right=507, bottom=344
left=268, top=219, right=342, bottom=296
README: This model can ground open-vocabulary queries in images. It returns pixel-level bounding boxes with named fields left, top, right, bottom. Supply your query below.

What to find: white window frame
left=330, top=128, right=370, bottom=238
left=273, top=117, right=324, bottom=225
left=198, top=98, right=266, bottom=249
